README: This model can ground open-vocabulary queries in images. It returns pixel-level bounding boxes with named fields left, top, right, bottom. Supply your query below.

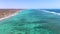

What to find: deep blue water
left=42, top=9, right=60, bottom=13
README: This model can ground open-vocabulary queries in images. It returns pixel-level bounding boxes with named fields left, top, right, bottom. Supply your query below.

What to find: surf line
left=0, top=11, right=19, bottom=20
left=41, top=10, right=60, bottom=15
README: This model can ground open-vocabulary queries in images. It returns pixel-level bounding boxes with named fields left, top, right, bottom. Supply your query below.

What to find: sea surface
left=0, top=9, right=60, bottom=34
left=42, top=9, right=60, bottom=13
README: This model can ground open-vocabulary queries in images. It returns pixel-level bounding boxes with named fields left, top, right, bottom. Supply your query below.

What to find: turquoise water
left=0, top=9, right=60, bottom=34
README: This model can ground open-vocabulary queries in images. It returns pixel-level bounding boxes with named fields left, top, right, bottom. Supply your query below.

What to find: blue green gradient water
left=0, top=9, right=60, bottom=34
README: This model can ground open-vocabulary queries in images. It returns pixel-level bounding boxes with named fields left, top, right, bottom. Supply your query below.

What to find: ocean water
left=42, top=9, right=60, bottom=13
left=0, top=9, right=60, bottom=34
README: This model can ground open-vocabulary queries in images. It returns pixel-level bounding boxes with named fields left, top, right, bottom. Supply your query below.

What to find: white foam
left=41, top=10, right=60, bottom=15
left=0, top=11, right=19, bottom=20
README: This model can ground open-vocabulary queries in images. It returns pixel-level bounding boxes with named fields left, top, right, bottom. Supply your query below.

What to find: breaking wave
left=41, top=10, right=60, bottom=15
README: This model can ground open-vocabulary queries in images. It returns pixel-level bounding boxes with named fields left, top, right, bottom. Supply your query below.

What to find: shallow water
left=0, top=9, right=60, bottom=34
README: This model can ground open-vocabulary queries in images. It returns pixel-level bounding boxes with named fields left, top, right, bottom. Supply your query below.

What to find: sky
left=0, top=0, right=60, bottom=9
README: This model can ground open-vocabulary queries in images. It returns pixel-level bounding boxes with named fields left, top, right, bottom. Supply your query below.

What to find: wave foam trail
left=41, top=10, right=60, bottom=15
